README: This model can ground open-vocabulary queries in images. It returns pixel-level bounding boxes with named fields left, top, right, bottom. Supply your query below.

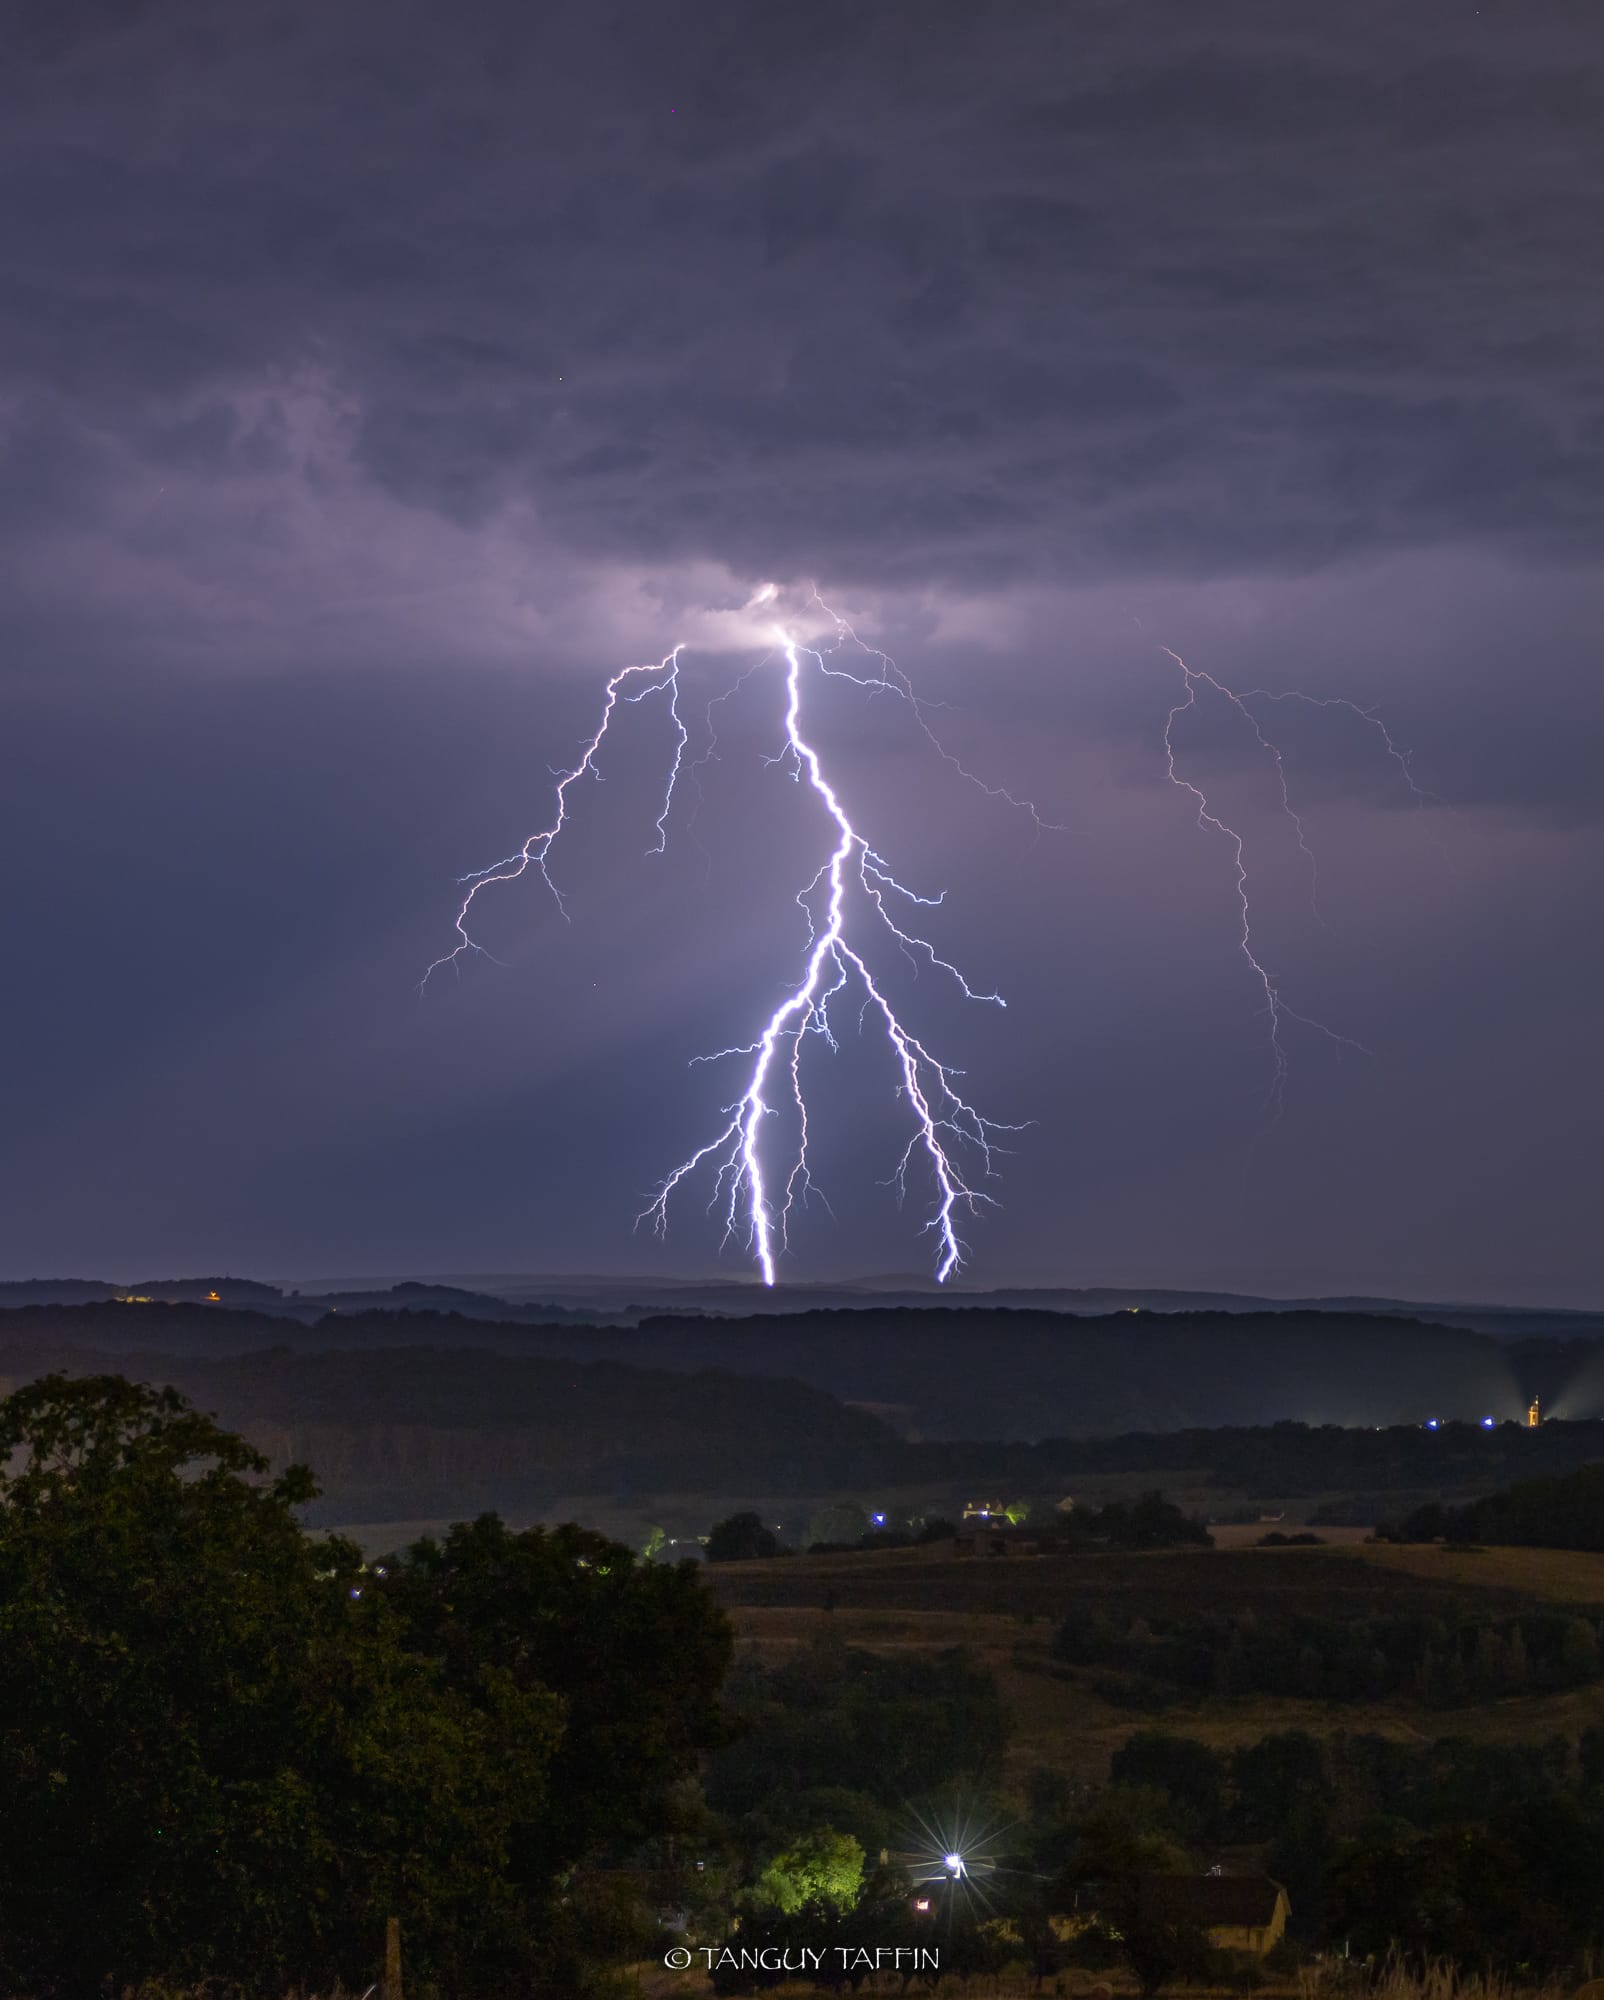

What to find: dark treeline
left=351, top=1305, right=1592, bottom=1438
left=903, top=1415, right=1604, bottom=1496
left=0, top=1340, right=901, bottom=1515
left=3, top=1300, right=1596, bottom=1437
left=8, top=1322, right=1604, bottom=1521
left=1055, top=1598, right=1604, bottom=1710
left=1385, top=1461, right=1604, bottom=1550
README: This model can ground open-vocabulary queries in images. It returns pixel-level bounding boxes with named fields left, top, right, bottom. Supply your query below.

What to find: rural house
left=1136, top=1873, right=1291, bottom=1956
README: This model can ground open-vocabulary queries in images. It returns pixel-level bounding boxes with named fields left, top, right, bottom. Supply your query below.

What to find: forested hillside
left=1, top=1300, right=1584, bottom=1437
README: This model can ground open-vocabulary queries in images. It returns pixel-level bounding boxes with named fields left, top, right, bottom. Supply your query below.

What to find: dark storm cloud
left=2, top=1, right=1601, bottom=1301
left=1, top=0, right=1601, bottom=583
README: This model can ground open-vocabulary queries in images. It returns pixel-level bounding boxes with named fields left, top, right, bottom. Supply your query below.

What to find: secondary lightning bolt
left=1237, top=686, right=1440, bottom=815
left=809, top=589, right=1061, bottom=838
left=1161, top=646, right=1446, bottom=1110
left=423, top=648, right=684, bottom=983
left=429, top=623, right=1026, bottom=1285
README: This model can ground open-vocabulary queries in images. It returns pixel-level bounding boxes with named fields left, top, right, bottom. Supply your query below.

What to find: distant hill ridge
left=2, top=1298, right=1601, bottom=1440
left=0, top=1335, right=896, bottom=1522
left=2, top=1322, right=1604, bottom=1528
left=0, top=1274, right=1596, bottom=1343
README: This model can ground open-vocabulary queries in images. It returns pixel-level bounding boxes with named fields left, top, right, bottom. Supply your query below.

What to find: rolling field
left=1357, top=1541, right=1604, bottom=1602
left=704, top=1541, right=1604, bottom=1786
left=701, top=1541, right=1511, bottom=1619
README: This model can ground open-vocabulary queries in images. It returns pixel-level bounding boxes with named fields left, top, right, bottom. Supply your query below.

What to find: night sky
left=3, top=1, right=1600, bottom=1302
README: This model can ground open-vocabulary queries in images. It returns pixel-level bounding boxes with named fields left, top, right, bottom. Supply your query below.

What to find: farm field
left=701, top=1542, right=1509, bottom=1619
left=705, top=1541, right=1604, bottom=1786
left=1357, top=1541, right=1604, bottom=1603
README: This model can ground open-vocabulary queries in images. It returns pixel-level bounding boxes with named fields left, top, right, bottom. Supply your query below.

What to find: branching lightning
left=426, top=648, right=685, bottom=974
left=427, top=608, right=1033, bottom=1286
left=424, top=602, right=1437, bottom=1275
left=1162, top=647, right=1435, bottom=1110
left=808, top=590, right=1061, bottom=839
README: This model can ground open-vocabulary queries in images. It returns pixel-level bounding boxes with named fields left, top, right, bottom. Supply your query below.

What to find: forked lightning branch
left=426, top=607, right=1036, bottom=1286
left=425, top=596, right=1432, bottom=1284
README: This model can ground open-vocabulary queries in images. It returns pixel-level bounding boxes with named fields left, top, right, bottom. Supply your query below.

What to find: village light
left=944, top=1852, right=965, bottom=1877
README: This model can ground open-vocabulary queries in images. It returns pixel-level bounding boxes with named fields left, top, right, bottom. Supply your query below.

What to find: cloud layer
left=1, top=1, right=1599, bottom=1299
left=4, top=0, right=1603, bottom=593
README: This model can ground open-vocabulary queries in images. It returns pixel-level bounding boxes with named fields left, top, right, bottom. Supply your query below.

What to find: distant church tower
left=1527, top=1396, right=1542, bottom=1428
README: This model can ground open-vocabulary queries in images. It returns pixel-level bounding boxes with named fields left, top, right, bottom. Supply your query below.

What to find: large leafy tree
left=0, top=1375, right=560, bottom=1996
left=753, top=1828, right=865, bottom=1913
left=380, top=1513, right=734, bottom=1884
left=1056, top=1788, right=1206, bottom=1999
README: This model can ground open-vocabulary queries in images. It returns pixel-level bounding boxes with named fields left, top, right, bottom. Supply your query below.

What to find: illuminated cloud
left=0, top=0, right=1599, bottom=1296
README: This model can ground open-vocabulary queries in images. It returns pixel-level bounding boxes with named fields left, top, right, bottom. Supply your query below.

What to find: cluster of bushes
left=1063, top=1492, right=1214, bottom=1550
left=1054, top=1602, right=1604, bottom=1708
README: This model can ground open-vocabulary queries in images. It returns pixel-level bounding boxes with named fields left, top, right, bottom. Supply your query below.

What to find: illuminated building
left=1528, top=1396, right=1542, bottom=1428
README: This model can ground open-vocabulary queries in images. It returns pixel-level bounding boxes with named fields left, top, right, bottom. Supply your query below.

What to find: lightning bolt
left=423, top=648, right=685, bottom=983
left=426, top=603, right=1440, bottom=1269
left=1237, top=685, right=1440, bottom=814
left=1161, top=646, right=1446, bottom=1110
left=648, top=636, right=1020, bottom=1286
left=429, top=620, right=1030, bottom=1285
left=809, top=588, right=1061, bottom=838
